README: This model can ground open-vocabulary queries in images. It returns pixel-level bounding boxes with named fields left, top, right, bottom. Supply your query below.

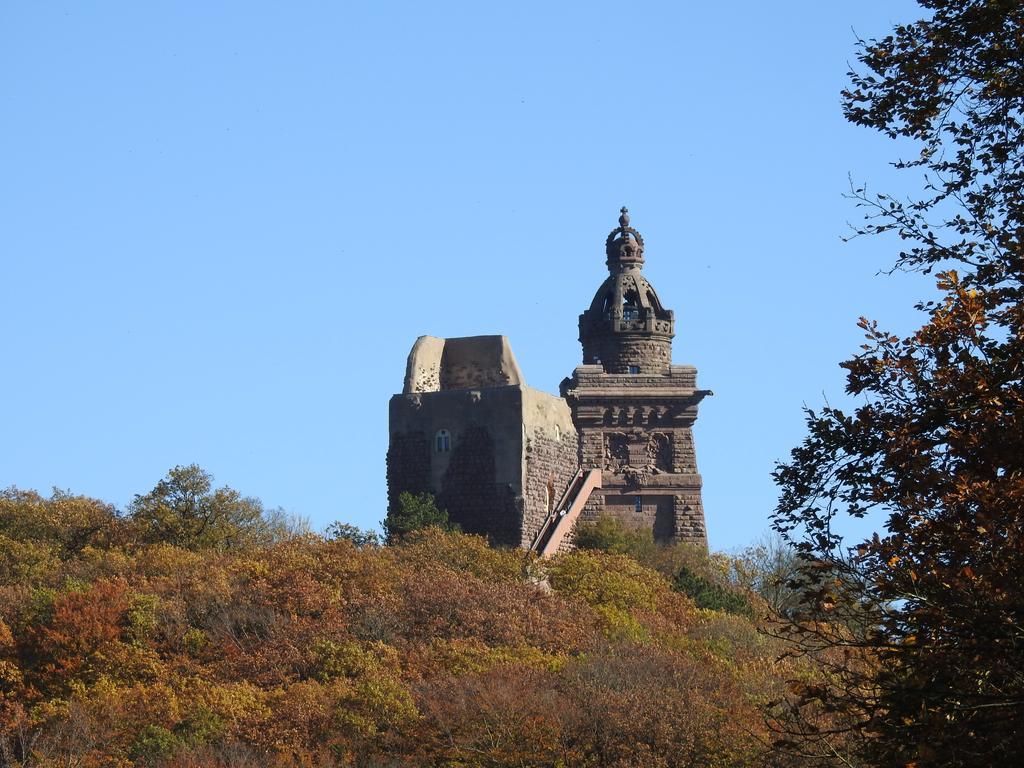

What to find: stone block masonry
left=387, top=336, right=577, bottom=549
left=437, top=425, right=521, bottom=547
left=385, top=208, right=710, bottom=551
left=522, top=430, right=578, bottom=549
left=385, top=431, right=430, bottom=513
left=562, top=209, right=710, bottom=548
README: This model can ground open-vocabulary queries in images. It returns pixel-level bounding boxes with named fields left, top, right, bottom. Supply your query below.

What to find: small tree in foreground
left=572, top=514, right=658, bottom=560
left=382, top=491, right=454, bottom=544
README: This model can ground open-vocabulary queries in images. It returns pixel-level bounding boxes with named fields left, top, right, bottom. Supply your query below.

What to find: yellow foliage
left=397, top=527, right=527, bottom=583
left=547, top=549, right=672, bottom=614
left=421, top=637, right=566, bottom=675
left=0, top=489, right=798, bottom=767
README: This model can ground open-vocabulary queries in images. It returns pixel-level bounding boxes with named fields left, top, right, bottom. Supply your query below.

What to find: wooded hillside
left=0, top=482, right=821, bottom=768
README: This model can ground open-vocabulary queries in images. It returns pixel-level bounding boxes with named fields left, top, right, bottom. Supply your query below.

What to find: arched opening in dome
left=622, top=288, right=641, bottom=320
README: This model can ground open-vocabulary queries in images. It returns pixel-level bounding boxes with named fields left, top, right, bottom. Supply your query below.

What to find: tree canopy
left=128, top=464, right=281, bottom=551
left=0, top=481, right=817, bottom=768
left=381, top=490, right=455, bottom=544
left=772, top=2, right=1024, bottom=765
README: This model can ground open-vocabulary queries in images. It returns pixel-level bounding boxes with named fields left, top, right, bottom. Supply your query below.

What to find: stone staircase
left=529, top=468, right=602, bottom=557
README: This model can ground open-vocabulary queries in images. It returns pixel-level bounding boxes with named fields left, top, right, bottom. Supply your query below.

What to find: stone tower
left=561, top=208, right=711, bottom=546
left=387, top=335, right=578, bottom=548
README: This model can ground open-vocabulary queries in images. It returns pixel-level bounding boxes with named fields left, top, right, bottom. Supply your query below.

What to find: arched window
left=435, top=429, right=451, bottom=453
left=634, top=496, right=643, bottom=513
left=553, top=425, right=561, bottom=441
left=622, top=289, right=641, bottom=320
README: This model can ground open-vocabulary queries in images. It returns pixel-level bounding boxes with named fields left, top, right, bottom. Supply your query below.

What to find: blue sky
left=1, top=1, right=928, bottom=551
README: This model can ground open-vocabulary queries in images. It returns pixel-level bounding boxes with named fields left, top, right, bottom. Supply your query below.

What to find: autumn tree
left=772, top=2, right=1024, bottom=765
left=129, top=464, right=273, bottom=550
left=731, top=535, right=804, bottom=618
left=0, top=509, right=807, bottom=767
left=0, top=489, right=123, bottom=583
left=325, top=521, right=380, bottom=547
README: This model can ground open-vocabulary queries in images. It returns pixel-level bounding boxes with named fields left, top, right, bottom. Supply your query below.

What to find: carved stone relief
left=648, top=432, right=673, bottom=472
left=603, top=430, right=673, bottom=476
left=604, top=433, right=629, bottom=470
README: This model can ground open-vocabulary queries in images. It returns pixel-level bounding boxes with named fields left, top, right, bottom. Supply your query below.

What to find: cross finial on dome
left=619, top=206, right=630, bottom=228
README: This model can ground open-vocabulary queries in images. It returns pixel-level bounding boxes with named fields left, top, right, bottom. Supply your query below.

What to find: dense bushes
left=0, top=480, right=826, bottom=767
left=574, top=514, right=764, bottom=618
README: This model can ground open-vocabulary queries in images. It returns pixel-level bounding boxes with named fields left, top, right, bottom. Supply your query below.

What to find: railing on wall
left=529, top=468, right=603, bottom=557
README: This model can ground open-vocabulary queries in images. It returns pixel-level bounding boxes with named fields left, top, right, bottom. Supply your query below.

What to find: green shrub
left=576, top=515, right=756, bottom=618
left=573, top=515, right=657, bottom=560
left=674, top=564, right=755, bottom=618
left=127, top=592, right=159, bottom=645
left=175, top=705, right=224, bottom=745
left=382, top=492, right=455, bottom=544
left=130, top=725, right=180, bottom=764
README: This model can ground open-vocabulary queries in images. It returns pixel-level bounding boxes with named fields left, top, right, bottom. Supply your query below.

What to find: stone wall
left=601, top=494, right=675, bottom=540
left=388, top=373, right=579, bottom=550
left=673, top=491, right=707, bottom=544
left=522, top=430, right=578, bottom=548
left=672, top=427, right=699, bottom=473
left=385, top=431, right=430, bottom=513
left=580, top=334, right=672, bottom=375
left=437, top=425, right=521, bottom=547
left=569, top=364, right=699, bottom=391
left=403, top=335, right=525, bottom=393
left=563, top=363, right=709, bottom=549
left=389, top=388, right=525, bottom=497
left=388, top=386, right=525, bottom=548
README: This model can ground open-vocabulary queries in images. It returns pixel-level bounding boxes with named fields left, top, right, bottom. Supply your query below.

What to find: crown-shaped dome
left=585, top=269, right=671, bottom=320
left=579, top=208, right=675, bottom=374
left=605, top=207, right=645, bottom=271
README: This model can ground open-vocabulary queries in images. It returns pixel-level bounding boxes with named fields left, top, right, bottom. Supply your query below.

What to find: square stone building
left=387, top=209, right=711, bottom=552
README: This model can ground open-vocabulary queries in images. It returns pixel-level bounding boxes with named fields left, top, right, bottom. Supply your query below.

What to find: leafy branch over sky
left=772, top=2, right=1024, bottom=765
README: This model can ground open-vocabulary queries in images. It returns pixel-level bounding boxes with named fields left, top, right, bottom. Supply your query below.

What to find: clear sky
left=1, top=1, right=929, bottom=552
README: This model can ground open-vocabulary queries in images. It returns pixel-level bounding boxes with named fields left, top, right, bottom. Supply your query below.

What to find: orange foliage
left=0, top=491, right=816, bottom=767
